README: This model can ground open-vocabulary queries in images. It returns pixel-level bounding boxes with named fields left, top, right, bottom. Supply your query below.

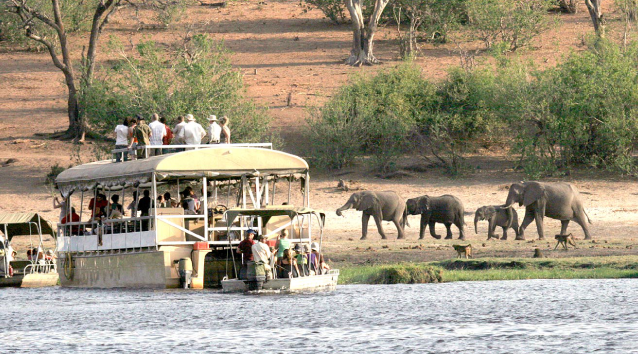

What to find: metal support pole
left=203, top=176, right=208, bottom=241
left=152, top=174, right=158, bottom=234
left=305, top=172, right=310, bottom=207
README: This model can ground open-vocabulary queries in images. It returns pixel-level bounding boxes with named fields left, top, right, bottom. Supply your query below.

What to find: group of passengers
left=236, top=228, right=330, bottom=280
left=55, top=187, right=160, bottom=235
left=114, top=113, right=231, bottom=161
left=55, top=184, right=217, bottom=235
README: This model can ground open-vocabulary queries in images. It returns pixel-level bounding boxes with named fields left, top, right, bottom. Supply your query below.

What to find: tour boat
left=54, top=144, right=338, bottom=291
left=0, top=213, right=59, bottom=287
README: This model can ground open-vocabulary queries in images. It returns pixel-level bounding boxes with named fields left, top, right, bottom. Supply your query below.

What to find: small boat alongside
left=220, top=207, right=339, bottom=293
left=0, top=213, right=59, bottom=288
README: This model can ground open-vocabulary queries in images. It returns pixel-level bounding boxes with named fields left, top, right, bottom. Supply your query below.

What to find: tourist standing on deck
left=127, top=118, right=138, bottom=160
left=173, top=116, right=187, bottom=148
left=219, top=116, right=231, bottom=144
left=252, top=234, right=273, bottom=279
left=130, top=117, right=152, bottom=159
left=114, top=117, right=129, bottom=162
left=53, top=196, right=68, bottom=223
left=180, top=114, right=206, bottom=146
left=148, top=113, right=166, bottom=156
left=237, top=229, right=256, bottom=264
left=275, top=229, right=291, bottom=266
left=160, top=117, right=173, bottom=153
left=207, top=115, right=221, bottom=144
left=127, top=191, right=139, bottom=218
left=137, top=190, right=153, bottom=231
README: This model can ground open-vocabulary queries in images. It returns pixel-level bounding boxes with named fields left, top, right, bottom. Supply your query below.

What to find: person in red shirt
left=61, top=207, right=81, bottom=235
left=237, top=229, right=256, bottom=264
left=88, top=194, right=108, bottom=220
left=160, top=117, right=173, bottom=153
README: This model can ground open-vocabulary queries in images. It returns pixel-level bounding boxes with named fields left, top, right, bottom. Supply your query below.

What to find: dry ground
left=0, top=0, right=636, bottom=263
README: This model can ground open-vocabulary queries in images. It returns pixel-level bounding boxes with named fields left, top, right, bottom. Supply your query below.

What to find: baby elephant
left=474, top=205, right=520, bottom=240
left=406, top=195, right=465, bottom=240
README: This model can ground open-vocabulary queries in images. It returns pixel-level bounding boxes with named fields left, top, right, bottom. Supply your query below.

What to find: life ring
left=63, top=252, right=74, bottom=280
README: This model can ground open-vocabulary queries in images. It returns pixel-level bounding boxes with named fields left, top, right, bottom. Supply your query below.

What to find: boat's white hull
left=221, top=270, right=339, bottom=293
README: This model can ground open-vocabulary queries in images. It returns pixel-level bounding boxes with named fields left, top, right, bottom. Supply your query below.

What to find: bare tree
left=3, top=0, right=124, bottom=141
left=345, top=0, right=390, bottom=66
left=585, top=0, right=604, bottom=36
left=2, top=0, right=183, bottom=141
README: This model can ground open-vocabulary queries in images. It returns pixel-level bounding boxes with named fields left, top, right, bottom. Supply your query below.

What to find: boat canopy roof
left=225, top=206, right=324, bottom=226
left=0, top=213, right=55, bottom=239
left=56, top=147, right=309, bottom=196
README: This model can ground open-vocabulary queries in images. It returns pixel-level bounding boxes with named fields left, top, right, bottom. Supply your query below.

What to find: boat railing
left=24, top=261, right=56, bottom=274
left=111, top=143, right=273, bottom=162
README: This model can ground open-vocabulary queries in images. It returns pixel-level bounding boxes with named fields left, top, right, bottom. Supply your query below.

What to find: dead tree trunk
left=345, top=0, right=390, bottom=66
left=585, top=0, right=605, bottom=36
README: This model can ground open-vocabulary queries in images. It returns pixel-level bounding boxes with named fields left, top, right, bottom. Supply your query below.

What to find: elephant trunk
left=336, top=202, right=353, bottom=216
left=474, top=214, right=480, bottom=234
left=504, top=191, right=516, bottom=209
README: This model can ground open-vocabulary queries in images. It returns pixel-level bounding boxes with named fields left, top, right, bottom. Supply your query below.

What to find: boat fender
left=178, top=257, right=193, bottom=289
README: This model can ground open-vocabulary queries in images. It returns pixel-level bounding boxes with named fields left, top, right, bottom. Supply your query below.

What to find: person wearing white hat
left=181, top=114, right=206, bottom=146
left=207, top=115, right=221, bottom=144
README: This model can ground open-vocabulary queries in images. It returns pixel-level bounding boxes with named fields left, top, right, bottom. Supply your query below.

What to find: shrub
left=466, top=0, right=557, bottom=52
left=369, top=265, right=443, bottom=284
left=306, top=64, right=434, bottom=171
left=81, top=35, right=275, bottom=145
left=46, top=163, right=67, bottom=185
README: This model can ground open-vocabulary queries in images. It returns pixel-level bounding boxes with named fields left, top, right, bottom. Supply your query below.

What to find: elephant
left=474, top=205, right=520, bottom=240
left=336, top=191, right=408, bottom=240
left=503, top=181, right=592, bottom=240
left=406, top=195, right=465, bottom=240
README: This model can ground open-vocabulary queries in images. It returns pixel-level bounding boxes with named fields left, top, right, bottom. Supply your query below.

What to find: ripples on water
left=1, top=279, right=637, bottom=353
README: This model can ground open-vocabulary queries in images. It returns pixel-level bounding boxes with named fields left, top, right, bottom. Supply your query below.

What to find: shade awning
left=224, top=206, right=324, bottom=227
left=0, top=213, right=56, bottom=240
left=56, top=147, right=309, bottom=195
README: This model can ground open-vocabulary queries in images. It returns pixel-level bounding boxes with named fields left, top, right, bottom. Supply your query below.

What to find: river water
left=1, top=279, right=637, bottom=353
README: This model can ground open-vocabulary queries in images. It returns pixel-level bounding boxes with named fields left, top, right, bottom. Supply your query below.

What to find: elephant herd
left=335, top=181, right=592, bottom=241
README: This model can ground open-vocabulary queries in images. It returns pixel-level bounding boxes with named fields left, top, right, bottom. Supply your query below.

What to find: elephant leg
left=457, top=221, right=465, bottom=240
left=393, top=216, right=405, bottom=239
left=429, top=221, right=441, bottom=239
left=518, top=210, right=535, bottom=241
left=560, top=220, right=570, bottom=235
left=534, top=212, right=545, bottom=240
left=361, top=213, right=370, bottom=240
left=487, top=219, right=496, bottom=240
left=574, top=210, right=592, bottom=240
left=444, top=223, right=453, bottom=240
left=373, top=214, right=387, bottom=239
left=501, top=226, right=508, bottom=240
left=419, top=216, right=427, bottom=239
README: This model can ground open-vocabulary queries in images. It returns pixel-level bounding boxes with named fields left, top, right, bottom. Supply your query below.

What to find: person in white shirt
left=251, top=234, right=273, bottom=279
left=207, top=115, right=222, bottom=144
left=148, top=113, right=166, bottom=156
left=114, top=117, right=130, bottom=162
left=173, top=116, right=187, bottom=146
left=180, top=114, right=206, bottom=146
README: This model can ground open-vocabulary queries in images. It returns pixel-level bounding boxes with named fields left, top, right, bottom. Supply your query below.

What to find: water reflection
left=1, top=279, right=637, bottom=353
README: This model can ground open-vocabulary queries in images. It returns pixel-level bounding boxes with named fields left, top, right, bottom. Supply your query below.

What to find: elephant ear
left=484, top=206, right=496, bottom=220
left=523, top=183, right=546, bottom=207
left=357, top=194, right=378, bottom=212
left=417, top=197, right=430, bottom=214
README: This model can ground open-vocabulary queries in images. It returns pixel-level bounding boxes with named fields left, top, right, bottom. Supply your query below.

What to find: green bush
left=81, top=35, right=275, bottom=145
left=466, top=0, right=557, bottom=52
left=306, top=64, right=434, bottom=171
